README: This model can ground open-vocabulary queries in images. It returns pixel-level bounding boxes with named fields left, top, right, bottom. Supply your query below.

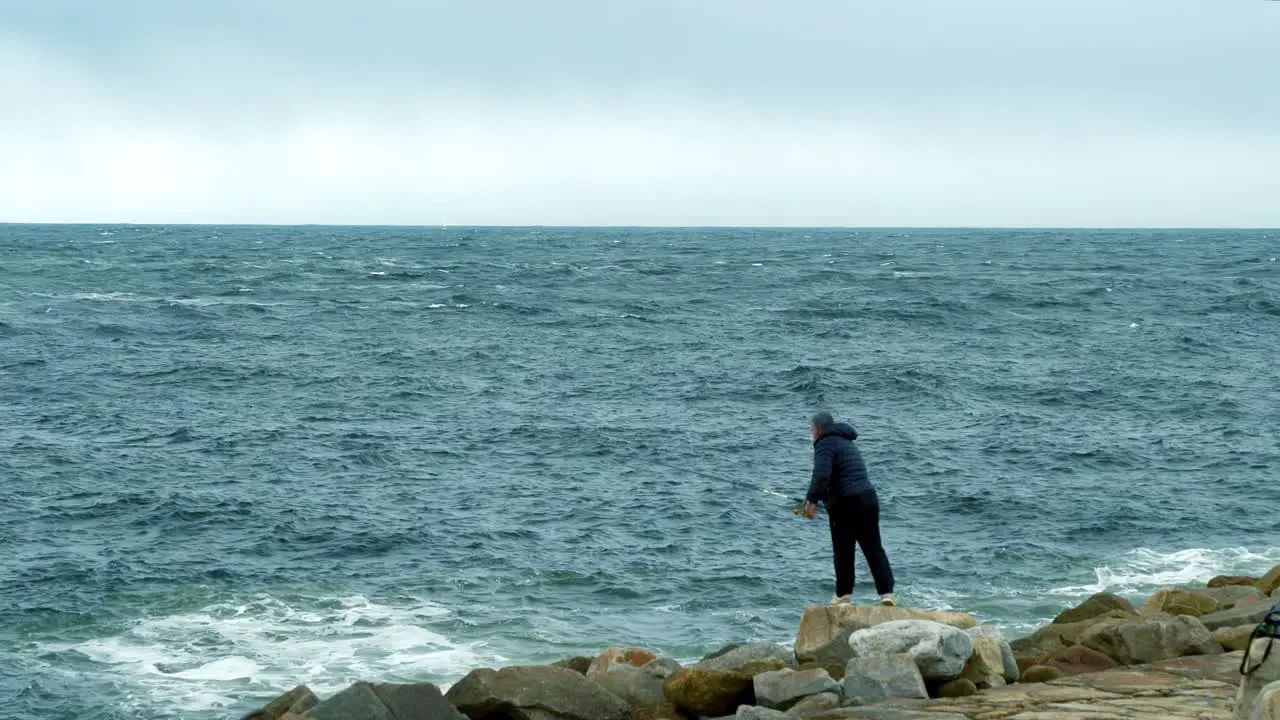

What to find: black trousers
left=827, top=491, right=895, bottom=597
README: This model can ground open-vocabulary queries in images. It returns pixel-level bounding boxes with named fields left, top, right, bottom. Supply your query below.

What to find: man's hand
left=800, top=501, right=817, bottom=519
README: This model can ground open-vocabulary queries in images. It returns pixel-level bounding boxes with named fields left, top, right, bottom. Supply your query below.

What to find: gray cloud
left=2, top=0, right=1278, bottom=225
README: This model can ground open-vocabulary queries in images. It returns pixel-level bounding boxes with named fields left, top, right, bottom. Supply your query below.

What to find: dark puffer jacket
left=805, top=423, right=873, bottom=505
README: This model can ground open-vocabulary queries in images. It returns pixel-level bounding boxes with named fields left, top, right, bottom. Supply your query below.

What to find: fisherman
left=799, top=411, right=896, bottom=606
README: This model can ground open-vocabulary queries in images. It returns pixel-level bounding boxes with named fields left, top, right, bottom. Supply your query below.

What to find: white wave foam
left=1049, top=546, right=1280, bottom=597
left=52, top=291, right=139, bottom=302
left=40, top=594, right=499, bottom=715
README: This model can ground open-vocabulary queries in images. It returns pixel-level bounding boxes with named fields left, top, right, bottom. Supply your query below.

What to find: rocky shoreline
left=242, top=565, right=1280, bottom=720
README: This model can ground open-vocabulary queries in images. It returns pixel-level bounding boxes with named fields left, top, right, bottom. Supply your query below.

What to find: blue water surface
left=1, top=226, right=1277, bottom=719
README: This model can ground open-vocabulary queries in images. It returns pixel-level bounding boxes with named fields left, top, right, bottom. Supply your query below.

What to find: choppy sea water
left=1, top=225, right=1277, bottom=719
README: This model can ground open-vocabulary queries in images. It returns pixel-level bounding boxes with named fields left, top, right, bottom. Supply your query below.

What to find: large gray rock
left=848, top=620, right=974, bottom=680
left=1238, top=637, right=1280, bottom=720
left=305, top=682, right=465, bottom=720
left=590, top=659, right=680, bottom=720
left=644, top=657, right=682, bottom=679
left=1052, top=592, right=1137, bottom=625
left=1079, top=613, right=1221, bottom=666
left=841, top=654, right=928, bottom=704
left=753, top=668, right=840, bottom=711
left=242, top=685, right=319, bottom=720
left=371, top=684, right=469, bottom=720
left=304, top=684, right=391, bottom=720
left=1203, top=598, right=1279, bottom=631
left=795, top=604, right=977, bottom=667
left=700, top=642, right=796, bottom=672
left=446, top=665, right=631, bottom=720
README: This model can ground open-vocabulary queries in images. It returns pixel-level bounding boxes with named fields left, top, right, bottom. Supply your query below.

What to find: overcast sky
left=1, top=1, right=1277, bottom=226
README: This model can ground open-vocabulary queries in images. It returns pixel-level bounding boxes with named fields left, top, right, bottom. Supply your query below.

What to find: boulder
left=961, top=626, right=1006, bottom=688
left=794, top=604, right=977, bottom=666
left=1079, top=613, right=1221, bottom=666
left=664, top=667, right=759, bottom=718
left=753, top=668, right=841, bottom=711
left=645, top=657, right=683, bottom=679
left=848, top=620, right=974, bottom=681
left=699, top=642, right=795, bottom=672
left=841, top=654, right=929, bottom=704
left=1262, top=564, right=1280, bottom=596
left=1216, top=624, right=1260, bottom=652
left=782, top=692, right=841, bottom=717
left=365, top=684, right=470, bottom=720
left=1246, top=680, right=1280, bottom=720
left=303, top=684, right=391, bottom=720
left=1052, top=592, right=1137, bottom=625
left=1238, top=636, right=1280, bottom=720
left=1139, top=588, right=1220, bottom=617
left=553, top=657, right=594, bottom=675
left=702, top=643, right=746, bottom=663
left=1009, top=610, right=1134, bottom=664
left=937, top=678, right=977, bottom=698
left=1199, top=585, right=1266, bottom=609
left=242, top=686, right=319, bottom=720
left=1045, top=645, right=1119, bottom=677
left=591, top=660, right=679, bottom=720
left=1020, top=665, right=1063, bottom=684
left=306, top=682, right=465, bottom=720
left=446, top=666, right=631, bottom=720
left=588, top=647, right=659, bottom=678
left=1201, top=597, right=1279, bottom=631
left=1209, top=575, right=1259, bottom=589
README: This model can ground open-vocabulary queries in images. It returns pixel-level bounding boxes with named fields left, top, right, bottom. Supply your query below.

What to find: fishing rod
left=641, top=458, right=825, bottom=515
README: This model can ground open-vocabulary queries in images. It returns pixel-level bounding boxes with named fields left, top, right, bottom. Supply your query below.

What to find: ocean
left=1, top=225, right=1277, bottom=719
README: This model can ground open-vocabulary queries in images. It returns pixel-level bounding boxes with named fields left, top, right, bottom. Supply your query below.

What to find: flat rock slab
left=828, top=663, right=1240, bottom=719
left=1147, top=650, right=1245, bottom=685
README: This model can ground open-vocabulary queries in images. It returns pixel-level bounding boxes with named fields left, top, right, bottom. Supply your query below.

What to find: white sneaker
left=831, top=595, right=852, bottom=605
left=879, top=594, right=897, bottom=607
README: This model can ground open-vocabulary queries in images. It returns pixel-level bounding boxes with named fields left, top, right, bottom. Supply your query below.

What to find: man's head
left=811, top=410, right=835, bottom=441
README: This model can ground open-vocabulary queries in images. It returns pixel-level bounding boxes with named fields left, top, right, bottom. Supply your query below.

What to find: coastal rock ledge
left=237, top=566, right=1280, bottom=720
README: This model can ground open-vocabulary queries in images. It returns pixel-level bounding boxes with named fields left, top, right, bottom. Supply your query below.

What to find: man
left=800, top=411, right=896, bottom=606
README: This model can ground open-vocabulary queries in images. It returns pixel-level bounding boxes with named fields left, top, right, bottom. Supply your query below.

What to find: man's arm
left=805, top=441, right=835, bottom=505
